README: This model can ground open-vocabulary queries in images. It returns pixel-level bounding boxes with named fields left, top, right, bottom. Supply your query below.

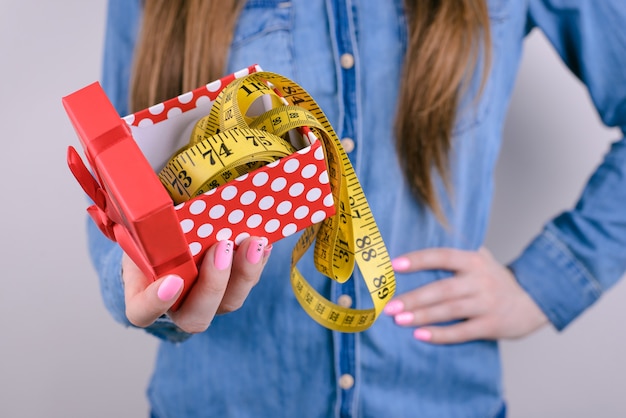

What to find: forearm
left=510, top=134, right=626, bottom=330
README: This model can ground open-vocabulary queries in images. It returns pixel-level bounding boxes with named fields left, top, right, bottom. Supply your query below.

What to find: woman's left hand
left=384, top=247, right=549, bottom=344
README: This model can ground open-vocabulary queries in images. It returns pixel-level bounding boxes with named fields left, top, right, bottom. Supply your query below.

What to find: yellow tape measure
left=159, top=128, right=295, bottom=204
left=158, top=72, right=395, bottom=332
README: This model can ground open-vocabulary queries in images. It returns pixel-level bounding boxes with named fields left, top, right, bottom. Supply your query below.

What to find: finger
left=384, top=276, right=476, bottom=314
left=217, top=237, right=269, bottom=314
left=412, top=317, right=494, bottom=344
left=262, top=244, right=273, bottom=267
left=170, top=240, right=235, bottom=333
left=392, top=247, right=483, bottom=273
left=392, top=297, right=485, bottom=327
left=122, top=254, right=184, bottom=328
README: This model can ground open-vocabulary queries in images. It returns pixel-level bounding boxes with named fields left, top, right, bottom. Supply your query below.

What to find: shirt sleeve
left=510, top=0, right=626, bottom=331
left=90, top=0, right=191, bottom=343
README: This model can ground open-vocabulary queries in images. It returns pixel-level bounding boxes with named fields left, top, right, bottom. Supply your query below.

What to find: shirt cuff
left=145, top=315, right=193, bottom=343
left=508, top=225, right=603, bottom=331
left=89, top=219, right=192, bottom=343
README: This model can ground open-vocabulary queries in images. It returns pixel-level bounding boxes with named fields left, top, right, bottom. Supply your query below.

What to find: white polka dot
left=197, top=223, right=214, bottom=238
left=307, top=132, right=318, bottom=143
left=209, top=204, right=226, bottom=219
left=271, top=177, right=287, bottom=192
left=235, top=232, right=250, bottom=245
left=216, top=228, right=233, bottom=241
left=319, top=171, right=329, bottom=184
left=298, top=145, right=312, bottom=154
left=215, top=228, right=233, bottom=241
left=189, top=242, right=202, bottom=256
left=221, top=185, right=238, bottom=200
left=240, top=190, right=256, bottom=205
left=259, top=196, right=275, bottom=210
left=267, top=159, right=281, bottom=168
left=203, top=188, right=218, bottom=196
left=123, top=114, right=135, bottom=125
left=180, top=219, right=194, bottom=233
left=228, top=209, right=244, bottom=224
left=306, top=188, right=322, bottom=202
left=247, top=214, right=263, bottom=228
left=206, top=80, right=222, bottom=92
left=282, top=223, right=298, bottom=237
left=196, top=96, right=211, bottom=107
left=314, top=146, right=325, bottom=160
left=283, top=159, right=300, bottom=173
left=277, top=201, right=292, bottom=215
left=294, top=206, right=310, bottom=220
left=174, top=202, right=185, bottom=210
left=289, top=183, right=305, bottom=197
left=311, top=210, right=327, bottom=224
left=234, top=68, right=250, bottom=78
left=253, top=172, right=269, bottom=187
left=324, top=194, right=335, bottom=207
left=235, top=173, right=249, bottom=181
left=264, top=219, right=280, bottom=233
left=301, top=164, right=317, bottom=179
left=178, top=91, right=194, bottom=104
left=167, top=107, right=182, bottom=118
left=189, top=200, right=207, bottom=215
left=138, top=118, right=154, bottom=127
left=148, top=103, right=165, bottom=115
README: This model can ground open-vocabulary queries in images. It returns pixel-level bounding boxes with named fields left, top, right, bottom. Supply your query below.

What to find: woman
left=91, top=0, right=626, bottom=416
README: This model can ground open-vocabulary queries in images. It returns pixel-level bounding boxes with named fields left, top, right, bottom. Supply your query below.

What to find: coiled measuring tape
left=158, top=72, right=395, bottom=332
left=159, top=127, right=295, bottom=204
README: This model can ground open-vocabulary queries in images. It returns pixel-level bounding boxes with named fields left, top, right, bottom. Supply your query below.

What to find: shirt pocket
left=227, top=1, right=295, bottom=78
left=453, top=0, right=510, bottom=134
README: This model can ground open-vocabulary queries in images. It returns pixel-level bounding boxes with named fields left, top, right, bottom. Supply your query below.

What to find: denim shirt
left=92, top=0, right=626, bottom=417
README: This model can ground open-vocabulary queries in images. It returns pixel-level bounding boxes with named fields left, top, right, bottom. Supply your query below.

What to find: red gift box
left=64, top=65, right=335, bottom=309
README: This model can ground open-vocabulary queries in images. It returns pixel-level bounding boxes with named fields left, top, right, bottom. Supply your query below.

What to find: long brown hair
left=130, top=0, right=491, bottom=216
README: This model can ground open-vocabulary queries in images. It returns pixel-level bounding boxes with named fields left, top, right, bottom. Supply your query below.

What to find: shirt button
left=339, top=374, right=355, bottom=390
left=340, top=137, right=355, bottom=153
left=337, top=294, right=353, bottom=308
left=340, top=53, right=355, bottom=69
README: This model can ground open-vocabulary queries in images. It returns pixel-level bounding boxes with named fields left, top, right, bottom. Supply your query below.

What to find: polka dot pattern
left=175, top=140, right=335, bottom=262
left=126, top=64, right=257, bottom=127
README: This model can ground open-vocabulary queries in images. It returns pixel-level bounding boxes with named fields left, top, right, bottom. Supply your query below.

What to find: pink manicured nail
left=157, top=275, right=184, bottom=302
left=247, top=237, right=268, bottom=264
left=414, top=328, right=432, bottom=341
left=215, top=240, right=234, bottom=270
left=383, top=300, right=404, bottom=315
left=391, top=257, right=411, bottom=271
left=394, top=312, right=414, bottom=325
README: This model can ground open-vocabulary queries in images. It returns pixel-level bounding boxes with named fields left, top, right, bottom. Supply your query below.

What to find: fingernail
left=391, top=257, right=410, bottom=271
left=263, top=243, right=273, bottom=258
left=247, top=237, right=268, bottom=264
left=215, top=240, right=234, bottom=270
left=383, top=300, right=404, bottom=315
left=157, top=275, right=184, bottom=301
left=414, top=328, right=432, bottom=341
left=394, top=312, right=414, bottom=325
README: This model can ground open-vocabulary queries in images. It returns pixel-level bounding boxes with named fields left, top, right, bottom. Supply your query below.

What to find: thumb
left=124, top=272, right=184, bottom=328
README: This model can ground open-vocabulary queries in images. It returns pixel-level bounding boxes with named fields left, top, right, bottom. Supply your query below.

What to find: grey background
left=1, top=1, right=625, bottom=417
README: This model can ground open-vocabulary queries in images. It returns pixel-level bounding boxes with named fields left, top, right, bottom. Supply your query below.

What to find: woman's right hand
left=121, top=237, right=271, bottom=333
